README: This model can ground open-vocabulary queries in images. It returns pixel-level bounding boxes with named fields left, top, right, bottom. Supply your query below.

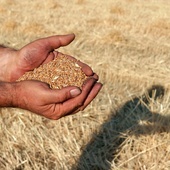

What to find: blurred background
left=0, top=0, right=170, bottom=169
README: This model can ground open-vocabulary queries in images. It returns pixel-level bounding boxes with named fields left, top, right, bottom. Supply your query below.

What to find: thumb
left=45, top=87, right=81, bottom=104
left=41, top=34, right=75, bottom=51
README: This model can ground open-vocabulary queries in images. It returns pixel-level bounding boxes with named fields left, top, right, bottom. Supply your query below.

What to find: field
left=0, top=0, right=170, bottom=169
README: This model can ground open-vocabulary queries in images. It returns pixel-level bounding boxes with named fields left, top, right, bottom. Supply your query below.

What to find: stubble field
left=0, top=0, right=170, bottom=169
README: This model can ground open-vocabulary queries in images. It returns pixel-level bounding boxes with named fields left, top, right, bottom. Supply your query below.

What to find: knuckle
left=77, top=101, right=84, bottom=107
left=46, top=105, right=63, bottom=120
left=48, top=113, right=61, bottom=120
left=53, top=108, right=63, bottom=120
left=51, top=116, right=60, bottom=120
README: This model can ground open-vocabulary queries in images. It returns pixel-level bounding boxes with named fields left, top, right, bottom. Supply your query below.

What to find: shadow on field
left=72, top=85, right=170, bottom=170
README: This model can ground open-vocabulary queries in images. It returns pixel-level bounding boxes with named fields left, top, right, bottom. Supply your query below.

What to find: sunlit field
left=0, top=0, right=170, bottom=169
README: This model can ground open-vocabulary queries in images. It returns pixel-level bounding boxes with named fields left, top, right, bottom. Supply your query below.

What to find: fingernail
left=70, top=88, right=81, bottom=97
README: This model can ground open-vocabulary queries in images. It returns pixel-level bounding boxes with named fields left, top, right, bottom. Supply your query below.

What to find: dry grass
left=0, top=0, right=170, bottom=169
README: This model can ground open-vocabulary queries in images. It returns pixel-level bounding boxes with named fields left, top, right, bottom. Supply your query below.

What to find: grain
left=17, top=53, right=87, bottom=89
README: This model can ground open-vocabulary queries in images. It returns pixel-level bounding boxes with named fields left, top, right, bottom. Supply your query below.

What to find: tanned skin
left=0, top=34, right=102, bottom=120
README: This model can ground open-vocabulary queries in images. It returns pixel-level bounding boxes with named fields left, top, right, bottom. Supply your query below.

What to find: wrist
left=0, top=82, right=18, bottom=107
left=10, top=82, right=22, bottom=108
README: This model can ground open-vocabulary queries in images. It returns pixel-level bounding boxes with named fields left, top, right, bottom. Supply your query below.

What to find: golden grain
left=17, top=53, right=87, bottom=89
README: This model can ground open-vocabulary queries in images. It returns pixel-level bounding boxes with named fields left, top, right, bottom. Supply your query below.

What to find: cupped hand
left=8, top=34, right=96, bottom=82
left=14, top=78, right=102, bottom=120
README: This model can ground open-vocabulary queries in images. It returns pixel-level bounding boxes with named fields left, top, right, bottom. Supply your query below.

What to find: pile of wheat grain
left=17, top=53, right=87, bottom=89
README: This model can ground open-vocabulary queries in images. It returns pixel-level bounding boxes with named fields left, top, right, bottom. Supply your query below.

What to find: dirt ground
left=0, top=0, right=170, bottom=169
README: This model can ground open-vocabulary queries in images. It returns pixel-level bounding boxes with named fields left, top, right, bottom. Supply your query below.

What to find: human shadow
left=72, top=85, right=170, bottom=170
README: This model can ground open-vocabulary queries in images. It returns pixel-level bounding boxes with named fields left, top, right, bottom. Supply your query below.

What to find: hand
left=0, top=34, right=102, bottom=119
left=6, top=34, right=95, bottom=82
left=14, top=78, right=102, bottom=120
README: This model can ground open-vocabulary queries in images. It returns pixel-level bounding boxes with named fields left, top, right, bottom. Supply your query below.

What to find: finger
left=43, top=86, right=81, bottom=104
left=58, top=78, right=97, bottom=117
left=67, top=82, right=103, bottom=115
left=91, top=73, right=99, bottom=80
left=77, top=82, right=103, bottom=111
left=42, top=34, right=75, bottom=51
left=42, top=52, right=55, bottom=64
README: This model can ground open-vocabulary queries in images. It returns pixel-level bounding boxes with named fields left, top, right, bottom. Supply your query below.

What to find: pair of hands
left=1, top=34, right=102, bottom=120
